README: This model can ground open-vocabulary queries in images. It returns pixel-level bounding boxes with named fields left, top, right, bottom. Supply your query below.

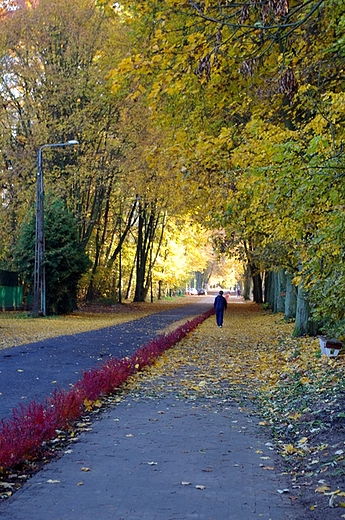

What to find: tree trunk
left=125, top=257, right=135, bottom=301
left=270, top=272, right=279, bottom=312
left=264, top=271, right=274, bottom=307
left=107, top=198, right=139, bottom=268
left=134, top=210, right=146, bottom=302
left=285, top=274, right=297, bottom=320
left=275, top=269, right=286, bottom=313
left=243, top=265, right=251, bottom=300
left=133, top=202, right=165, bottom=303
left=252, top=269, right=263, bottom=304
left=86, top=224, right=102, bottom=301
left=293, top=281, right=318, bottom=337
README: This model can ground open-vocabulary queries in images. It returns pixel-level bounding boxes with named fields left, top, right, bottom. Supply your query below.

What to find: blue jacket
left=214, top=294, right=227, bottom=311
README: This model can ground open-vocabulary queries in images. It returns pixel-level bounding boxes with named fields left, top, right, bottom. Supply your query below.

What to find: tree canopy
left=1, top=0, right=345, bottom=333
left=108, top=0, right=345, bottom=335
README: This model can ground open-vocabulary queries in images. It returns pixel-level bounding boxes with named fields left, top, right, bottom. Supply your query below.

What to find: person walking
left=214, top=290, right=227, bottom=327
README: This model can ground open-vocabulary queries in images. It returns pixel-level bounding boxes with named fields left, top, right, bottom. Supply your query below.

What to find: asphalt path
left=0, top=299, right=213, bottom=420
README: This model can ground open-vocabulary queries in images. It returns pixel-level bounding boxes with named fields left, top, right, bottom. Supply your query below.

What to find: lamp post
left=118, top=200, right=122, bottom=304
left=32, top=140, right=79, bottom=317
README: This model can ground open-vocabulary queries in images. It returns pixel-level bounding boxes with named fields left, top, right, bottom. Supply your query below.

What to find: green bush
left=15, top=197, right=91, bottom=314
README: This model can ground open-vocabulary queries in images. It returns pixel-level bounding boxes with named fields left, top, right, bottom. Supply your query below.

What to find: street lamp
left=32, top=140, right=79, bottom=317
left=118, top=202, right=122, bottom=304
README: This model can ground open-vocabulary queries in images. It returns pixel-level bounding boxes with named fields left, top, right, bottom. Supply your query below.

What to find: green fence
left=0, top=271, right=24, bottom=310
left=0, top=285, right=23, bottom=311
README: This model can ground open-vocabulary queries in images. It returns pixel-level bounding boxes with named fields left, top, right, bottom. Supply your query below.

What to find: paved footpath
left=0, top=298, right=306, bottom=519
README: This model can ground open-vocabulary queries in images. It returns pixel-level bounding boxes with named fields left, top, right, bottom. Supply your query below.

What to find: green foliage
left=15, top=197, right=91, bottom=315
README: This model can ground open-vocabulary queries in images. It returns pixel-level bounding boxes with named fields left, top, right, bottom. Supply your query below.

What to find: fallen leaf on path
left=315, top=485, right=330, bottom=493
left=329, top=493, right=336, bottom=507
left=3, top=301, right=344, bottom=510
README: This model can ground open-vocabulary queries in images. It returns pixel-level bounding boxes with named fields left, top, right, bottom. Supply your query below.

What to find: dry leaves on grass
left=0, top=297, right=200, bottom=351
left=128, top=303, right=296, bottom=399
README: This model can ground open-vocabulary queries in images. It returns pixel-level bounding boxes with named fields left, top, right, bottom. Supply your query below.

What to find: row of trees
left=0, top=0, right=221, bottom=313
left=1, top=0, right=344, bottom=339
left=107, top=0, right=345, bottom=337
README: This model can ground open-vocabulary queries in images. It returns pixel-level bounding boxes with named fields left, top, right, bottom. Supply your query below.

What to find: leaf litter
left=124, top=302, right=345, bottom=517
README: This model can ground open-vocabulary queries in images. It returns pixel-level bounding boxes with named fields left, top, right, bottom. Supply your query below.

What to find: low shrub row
left=0, top=307, right=214, bottom=470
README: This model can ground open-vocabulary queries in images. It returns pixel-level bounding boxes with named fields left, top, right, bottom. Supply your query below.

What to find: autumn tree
left=0, top=0, right=134, bottom=303
left=108, top=0, right=345, bottom=333
left=0, top=0, right=123, bottom=245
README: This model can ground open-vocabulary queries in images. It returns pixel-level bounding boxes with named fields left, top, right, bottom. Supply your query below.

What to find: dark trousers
left=215, top=309, right=224, bottom=326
